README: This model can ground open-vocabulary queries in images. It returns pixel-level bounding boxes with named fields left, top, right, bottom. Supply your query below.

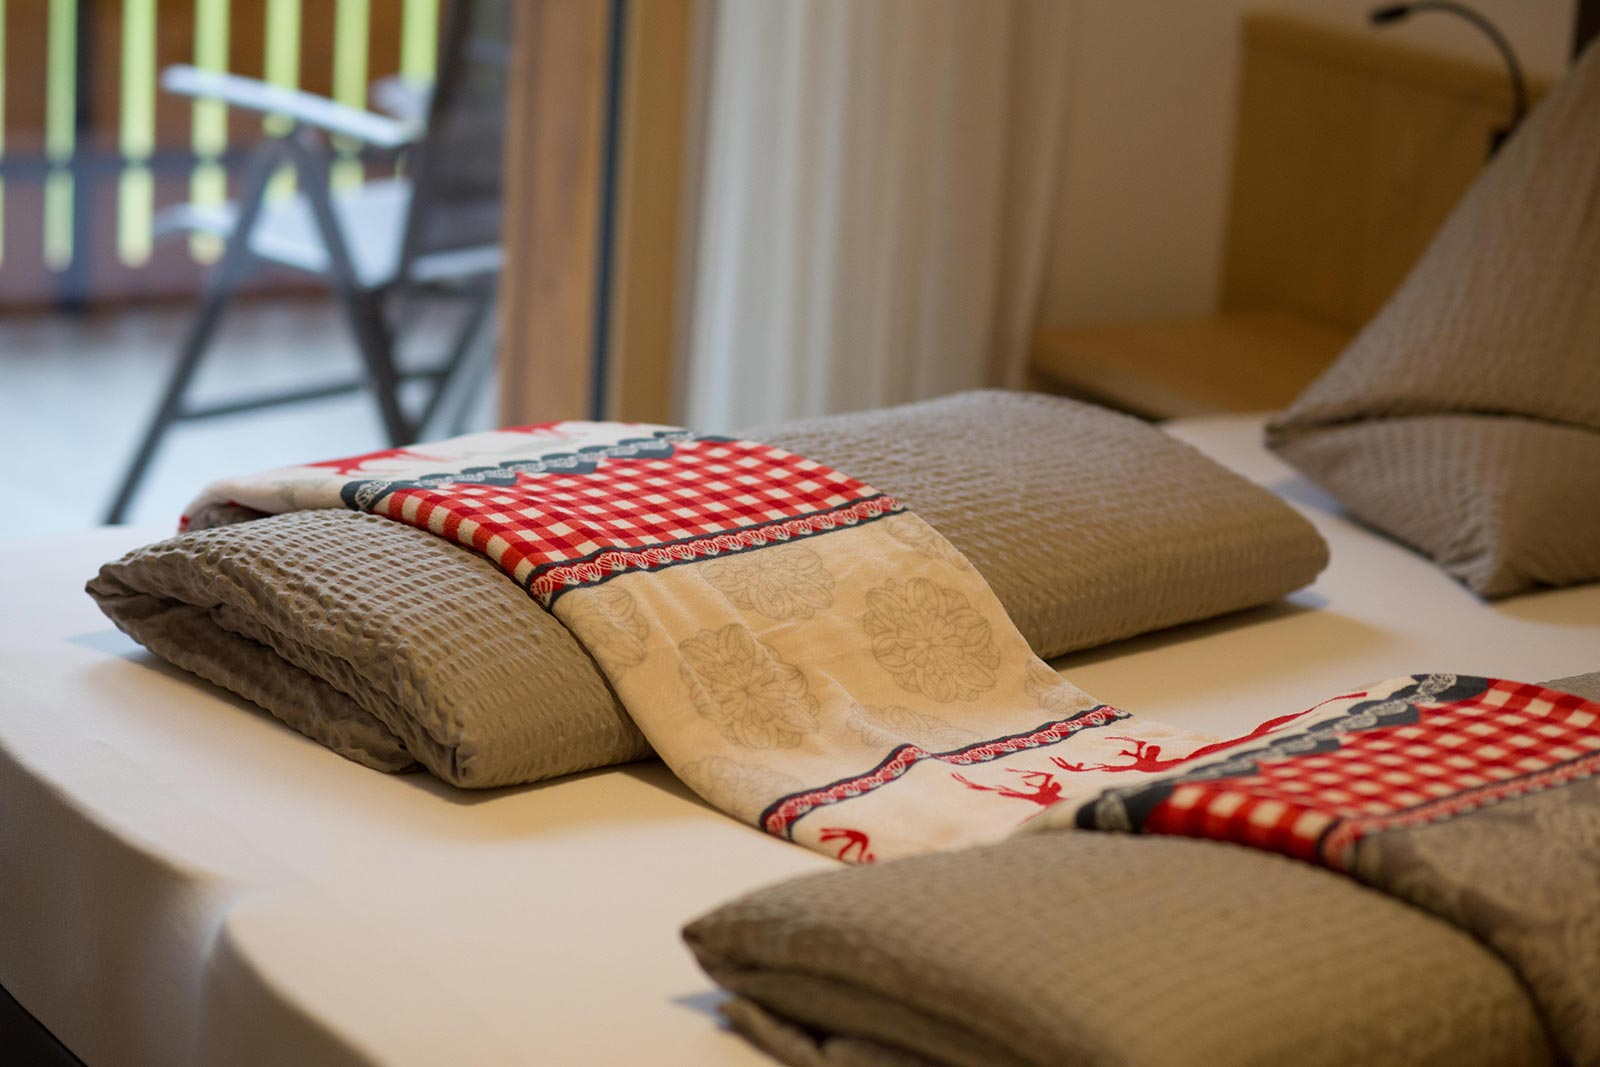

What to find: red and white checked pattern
left=1143, top=680, right=1600, bottom=868
left=370, top=437, right=892, bottom=603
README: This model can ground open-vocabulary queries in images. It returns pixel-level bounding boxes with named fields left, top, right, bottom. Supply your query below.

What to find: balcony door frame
left=497, top=0, right=704, bottom=426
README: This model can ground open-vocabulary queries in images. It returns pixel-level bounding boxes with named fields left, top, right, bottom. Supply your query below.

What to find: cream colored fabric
left=758, top=390, right=1328, bottom=659
left=178, top=423, right=669, bottom=531
left=684, top=834, right=1551, bottom=1067
left=556, top=512, right=1210, bottom=861
left=88, top=509, right=646, bottom=788
left=1267, top=41, right=1600, bottom=597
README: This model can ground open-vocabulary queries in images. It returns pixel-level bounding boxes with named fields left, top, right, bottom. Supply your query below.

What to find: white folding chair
left=105, top=0, right=509, bottom=523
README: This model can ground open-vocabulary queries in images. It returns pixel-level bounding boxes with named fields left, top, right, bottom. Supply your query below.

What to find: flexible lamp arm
left=1370, top=2, right=1528, bottom=148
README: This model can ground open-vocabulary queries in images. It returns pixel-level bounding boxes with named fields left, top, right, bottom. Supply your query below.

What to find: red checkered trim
left=760, top=706, right=1127, bottom=838
left=367, top=437, right=895, bottom=604
left=1143, top=680, right=1600, bottom=869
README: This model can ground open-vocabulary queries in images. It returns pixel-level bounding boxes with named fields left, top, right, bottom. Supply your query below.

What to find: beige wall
left=1038, top=0, right=1576, bottom=328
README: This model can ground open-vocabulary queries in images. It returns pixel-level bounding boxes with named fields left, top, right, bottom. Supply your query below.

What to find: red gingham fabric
left=1141, top=679, right=1600, bottom=868
left=367, top=436, right=896, bottom=605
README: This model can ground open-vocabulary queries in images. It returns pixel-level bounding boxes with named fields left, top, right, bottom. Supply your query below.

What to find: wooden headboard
left=1220, top=13, right=1549, bottom=333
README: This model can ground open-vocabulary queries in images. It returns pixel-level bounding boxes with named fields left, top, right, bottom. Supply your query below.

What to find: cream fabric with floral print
left=554, top=512, right=1209, bottom=861
left=180, top=420, right=1236, bottom=863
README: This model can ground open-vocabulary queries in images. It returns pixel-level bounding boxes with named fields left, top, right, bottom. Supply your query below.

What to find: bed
left=3, top=413, right=1598, bottom=1066
left=9, top=24, right=1597, bottom=1065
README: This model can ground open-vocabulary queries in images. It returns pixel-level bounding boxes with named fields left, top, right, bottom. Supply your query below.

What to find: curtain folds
left=683, top=0, right=1074, bottom=430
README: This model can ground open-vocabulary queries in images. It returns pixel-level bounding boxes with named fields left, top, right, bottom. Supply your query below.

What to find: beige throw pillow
left=1267, top=41, right=1600, bottom=597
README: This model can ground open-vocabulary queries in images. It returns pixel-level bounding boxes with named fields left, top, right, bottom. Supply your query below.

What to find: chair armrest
left=161, top=65, right=419, bottom=150
left=369, top=75, right=433, bottom=123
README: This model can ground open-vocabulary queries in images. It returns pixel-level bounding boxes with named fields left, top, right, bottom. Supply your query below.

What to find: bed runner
left=185, top=422, right=1250, bottom=860
left=185, top=424, right=1600, bottom=880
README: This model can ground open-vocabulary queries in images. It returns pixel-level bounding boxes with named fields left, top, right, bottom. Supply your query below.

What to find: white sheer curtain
left=682, top=0, right=1074, bottom=430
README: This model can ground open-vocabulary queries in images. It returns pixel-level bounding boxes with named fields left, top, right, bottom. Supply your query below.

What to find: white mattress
left=2, top=414, right=1596, bottom=1067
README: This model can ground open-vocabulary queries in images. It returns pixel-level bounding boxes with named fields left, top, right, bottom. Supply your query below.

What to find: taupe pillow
left=1267, top=40, right=1600, bottom=597
left=754, top=389, right=1327, bottom=658
left=683, top=833, right=1545, bottom=1067
left=90, top=390, right=1327, bottom=786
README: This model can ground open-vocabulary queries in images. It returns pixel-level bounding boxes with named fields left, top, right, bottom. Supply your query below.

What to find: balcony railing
left=0, top=0, right=439, bottom=309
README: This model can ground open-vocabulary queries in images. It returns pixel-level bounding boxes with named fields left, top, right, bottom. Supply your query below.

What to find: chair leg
left=103, top=278, right=240, bottom=525
left=447, top=330, right=498, bottom=436
left=103, top=146, right=285, bottom=525
left=291, top=135, right=413, bottom=446
left=335, top=285, right=413, bottom=446
left=416, top=285, right=496, bottom=439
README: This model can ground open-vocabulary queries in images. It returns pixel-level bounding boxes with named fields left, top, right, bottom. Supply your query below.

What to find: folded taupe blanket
left=89, top=509, right=646, bottom=785
left=686, top=671, right=1600, bottom=1066
left=90, top=391, right=1326, bottom=789
left=1548, top=669, right=1600, bottom=704
left=1042, top=673, right=1600, bottom=1064
left=684, top=833, right=1552, bottom=1067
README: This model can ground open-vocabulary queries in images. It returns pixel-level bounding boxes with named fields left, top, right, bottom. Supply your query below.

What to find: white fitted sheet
left=2, top=414, right=1596, bottom=1066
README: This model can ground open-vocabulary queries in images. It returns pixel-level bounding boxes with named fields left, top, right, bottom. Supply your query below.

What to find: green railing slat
left=264, top=0, right=302, bottom=201
left=118, top=0, right=157, bottom=265
left=44, top=0, right=77, bottom=270
left=332, top=0, right=371, bottom=189
left=189, top=0, right=231, bottom=261
left=0, top=0, right=8, bottom=264
left=7, top=0, right=437, bottom=294
left=401, top=0, right=440, bottom=82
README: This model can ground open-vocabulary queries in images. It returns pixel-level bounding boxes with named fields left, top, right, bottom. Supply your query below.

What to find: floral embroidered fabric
left=185, top=421, right=1231, bottom=860
left=185, top=424, right=1600, bottom=876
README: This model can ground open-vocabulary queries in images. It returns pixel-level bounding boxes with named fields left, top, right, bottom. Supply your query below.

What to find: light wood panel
left=604, top=0, right=697, bottom=423
left=496, top=0, right=701, bottom=426
left=1222, top=12, right=1548, bottom=331
left=1029, top=11, right=1558, bottom=419
left=496, top=0, right=612, bottom=425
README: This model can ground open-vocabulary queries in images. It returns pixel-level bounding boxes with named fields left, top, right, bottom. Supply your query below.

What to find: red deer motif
left=818, top=827, right=875, bottom=863
left=1051, top=710, right=1312, bottom=774
left=950, top=768, right=1065, bottom=807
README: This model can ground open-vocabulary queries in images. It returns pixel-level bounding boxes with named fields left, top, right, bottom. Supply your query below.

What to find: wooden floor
left=0, top=298, right=496, bottom=537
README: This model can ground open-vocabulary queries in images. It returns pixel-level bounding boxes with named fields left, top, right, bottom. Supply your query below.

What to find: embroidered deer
left=950, top=768, right=1065, bottom=807
left=1051, top=709, right=1312, bottom=773
left=818, top=827, right=875, bottom=863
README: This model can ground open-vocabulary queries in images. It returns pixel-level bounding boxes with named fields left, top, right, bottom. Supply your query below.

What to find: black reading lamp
left=1580, top=0, right=1600, bottom=57
left=1369, top=2, right=1528, bottom=155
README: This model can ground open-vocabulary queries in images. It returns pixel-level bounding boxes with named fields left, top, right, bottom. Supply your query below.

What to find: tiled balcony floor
left=0, top=297, right=496, bottom=537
